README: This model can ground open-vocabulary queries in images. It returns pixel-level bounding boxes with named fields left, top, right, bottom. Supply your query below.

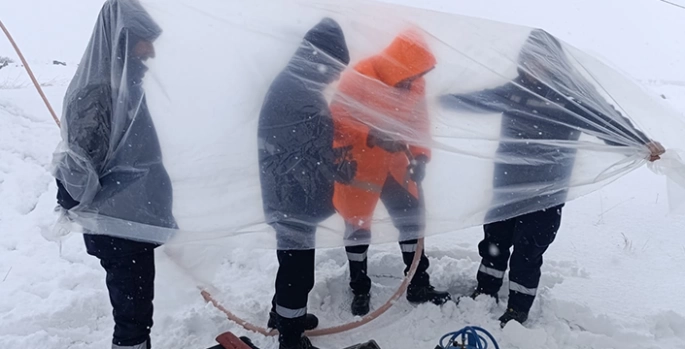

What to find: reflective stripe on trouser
left=509, top=281, right=537, bottom=296
left=400, top=242, right=417, bottom=253
left=113, top=341, right=148, bottom=349
left=400, top=240, right=430, bottom=287
left=477, top=220, right=514, bottom=295
left=507, top=279, right=538, bottom=313
left=478, top=206, right=562, bottom=311
left=348, top=179, right=382, bottom=193
left=276, top=304, right=307, bottom=319
left=342, top=175, right=427, bottom=293
left=346, top=243, right=371, bottom=295
left=478, top=263, right=505, bottom=279
left=346, top=250, right=368, bottom=262
left=347, top=243, right=432, bottom=293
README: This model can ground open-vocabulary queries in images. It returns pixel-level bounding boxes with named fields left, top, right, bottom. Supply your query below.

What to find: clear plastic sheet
left=51, top=0, right=684, bottom=253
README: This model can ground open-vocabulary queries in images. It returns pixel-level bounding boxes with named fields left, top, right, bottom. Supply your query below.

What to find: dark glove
left=332, top=145, right=353, bottom=160
left=334, top=160, right=357, bottom=184
left=56, top=179, right=80, bottom=210
left=366, top=128, right=406, bottom=153
left=330, top=146, right=357, bottom=184
left=408, top=155, right=428, bottom=183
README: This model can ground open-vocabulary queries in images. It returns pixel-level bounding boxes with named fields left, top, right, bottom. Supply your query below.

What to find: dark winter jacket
left=441, top=29, right=649, bottom=219
left=258, top=18, right=351, bottom=227
left=54, top=0, right=177, bottom=239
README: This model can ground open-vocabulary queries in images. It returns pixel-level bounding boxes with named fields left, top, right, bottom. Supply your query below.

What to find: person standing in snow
left=52, top=1, right=176, bottom=348
left=330, top=29, right=451, bottom=317
left=441, top=29, right=665, bottom=327
left=258, top=18, right=355, bottom=349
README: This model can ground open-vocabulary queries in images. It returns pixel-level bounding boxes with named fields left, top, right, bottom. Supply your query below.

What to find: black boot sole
left=268, top=312, right=319, bottom=330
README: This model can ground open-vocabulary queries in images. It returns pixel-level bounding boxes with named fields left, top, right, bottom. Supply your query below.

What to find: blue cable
left=437, top=326, right=500, bottom=349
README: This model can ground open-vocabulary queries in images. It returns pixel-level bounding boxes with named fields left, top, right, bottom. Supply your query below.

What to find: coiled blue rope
left=437, top=326, right=500, bottom=349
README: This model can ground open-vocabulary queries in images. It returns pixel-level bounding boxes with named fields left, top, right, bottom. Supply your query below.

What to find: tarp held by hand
left=51, top=0, right=685, bottom=252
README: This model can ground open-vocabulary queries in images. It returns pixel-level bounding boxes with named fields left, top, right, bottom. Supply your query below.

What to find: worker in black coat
left=441, top=29, right=664, bottom=327
left=258, top=17, right=354, bottom=349
left=52, top=1, right=176, bottom=348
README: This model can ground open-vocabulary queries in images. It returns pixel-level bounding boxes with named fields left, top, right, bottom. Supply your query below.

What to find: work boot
left=268, top=310, right=319, bottom=330
left=498, top=307, right=529, bottom=328
left=280, top=336, right=319, bottom=349
left=406, top=284, right=451, bottom=305
left=112, top=339, right=150, bottom=349
left=470, top=288, right=499, bottom=303
left=351, top=293, right=371, bottom=316
left=278, top=315, right=318, bottom=349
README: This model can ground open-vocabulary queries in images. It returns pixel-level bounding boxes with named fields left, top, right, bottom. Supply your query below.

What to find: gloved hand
left=41, top=206, right=75, bottom=242
left=331, top=146, right=357, bottom=184
left=335, top=160, right=357, bottom=184
left=56, top=179, right=80, bottom=210
left=408, top=155, right=429, bottom=183
left=646, top=141, right=665, bottom=162
left=366, top=128, right=406, bottom=153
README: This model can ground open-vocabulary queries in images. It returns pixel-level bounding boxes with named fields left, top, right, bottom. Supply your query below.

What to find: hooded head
left=517, top=29, right=571, bottom=85
left=516, top=29, right=624, bottom=120
left=288, top=17, right=350, bottom=85
left=67, top=0, right=162, bottom=98
left=373, top=29, right=436, bottom=88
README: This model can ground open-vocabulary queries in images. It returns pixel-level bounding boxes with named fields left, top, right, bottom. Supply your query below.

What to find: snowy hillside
left=2, top=0, right=685, bottom=349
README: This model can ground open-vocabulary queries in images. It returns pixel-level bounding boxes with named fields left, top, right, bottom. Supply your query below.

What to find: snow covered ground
left=3, top=0, right=685, bottom=348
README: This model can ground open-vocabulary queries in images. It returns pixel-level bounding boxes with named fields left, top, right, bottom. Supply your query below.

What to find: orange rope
left=201, top=239, right=425, bottom=337
left=0, top=19, right=60, bottom=127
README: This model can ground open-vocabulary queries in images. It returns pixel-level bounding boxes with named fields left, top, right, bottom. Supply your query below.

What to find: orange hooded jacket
left=331, top=29, right=436, bottom=230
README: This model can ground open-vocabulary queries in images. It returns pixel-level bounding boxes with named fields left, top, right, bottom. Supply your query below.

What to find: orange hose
left=201, top=239, right=425, bottom=337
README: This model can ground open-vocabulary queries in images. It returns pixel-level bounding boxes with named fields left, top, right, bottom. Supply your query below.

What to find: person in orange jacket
left=330, top=29, right=451, bottom=316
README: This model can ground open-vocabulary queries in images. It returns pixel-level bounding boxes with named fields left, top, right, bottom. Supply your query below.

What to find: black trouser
left=84, top=234, right=156, bottom=348
left=345, top=176, right=430, bottom=295
left=273, top=247, right=316, bottom=320
left=345, top=239, right=430, bottom=295
left=270, top=221, right=317, bottom=346
left=476, top=205, right=563, bottom=312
